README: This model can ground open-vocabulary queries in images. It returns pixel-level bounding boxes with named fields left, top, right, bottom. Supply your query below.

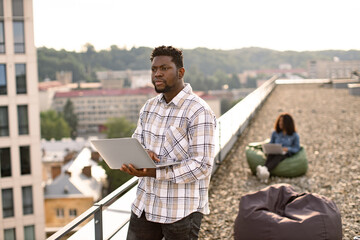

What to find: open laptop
left=262, top=143, right=286, bottom=155
left=90, top=138, right=181, bottom=169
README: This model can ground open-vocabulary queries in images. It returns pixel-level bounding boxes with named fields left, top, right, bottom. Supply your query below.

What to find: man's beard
left=154, top=84, right=171, bottom=93
left=153, top=72, right=178, bottom=93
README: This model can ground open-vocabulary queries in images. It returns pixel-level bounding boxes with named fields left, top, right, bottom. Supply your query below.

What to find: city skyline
left=33, top=0, right=360, bottom=52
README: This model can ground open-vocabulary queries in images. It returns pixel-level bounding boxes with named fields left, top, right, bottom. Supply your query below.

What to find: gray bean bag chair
left=234, top=184, right=342, bottom=240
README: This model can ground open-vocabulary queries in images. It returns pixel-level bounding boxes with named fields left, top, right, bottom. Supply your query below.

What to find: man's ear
left=178, top=67, right=185, bottom=79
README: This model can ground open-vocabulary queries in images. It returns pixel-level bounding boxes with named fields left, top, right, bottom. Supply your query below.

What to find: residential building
left=38, top=80, right=102, bottom=111
left=44, top=147, right=106, bottom=238
left=0, top=0, right=45, bottom=239
left=52, top=87, right=157, bottom=135
left=41, top=137, right=97, bottom=182
left=96, top=69, right=151, bottom=89
left=308, top=59, right=360, bottom=79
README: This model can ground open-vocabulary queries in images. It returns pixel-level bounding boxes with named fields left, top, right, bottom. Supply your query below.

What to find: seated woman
left=257, top=113, right=300, bottom=183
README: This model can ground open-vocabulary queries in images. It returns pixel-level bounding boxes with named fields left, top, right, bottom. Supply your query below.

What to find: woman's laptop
left=261, top=143, right=286, bottom=155
left=91, top=138, right=181, bottom=169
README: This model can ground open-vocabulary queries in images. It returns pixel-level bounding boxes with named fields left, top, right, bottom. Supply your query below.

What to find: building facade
left=308, top=59, right=360, bottom=79
left=0, top=0, right=45, bottom=239
left=52, top=88, right=157, bottom=134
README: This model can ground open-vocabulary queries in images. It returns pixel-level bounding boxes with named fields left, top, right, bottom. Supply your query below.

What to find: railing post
left=94, top=205, right=103, bottom=240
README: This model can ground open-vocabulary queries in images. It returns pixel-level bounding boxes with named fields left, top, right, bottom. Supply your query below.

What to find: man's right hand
left=146, top=150, right=161, bottom=163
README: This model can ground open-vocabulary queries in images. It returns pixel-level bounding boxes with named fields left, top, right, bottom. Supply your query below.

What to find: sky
left=33, top=0, right=360, bottom=52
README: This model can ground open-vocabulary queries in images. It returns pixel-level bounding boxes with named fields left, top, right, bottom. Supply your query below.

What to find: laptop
left=90, top=138, right=181, bottom=169
left=261, top=143, right=286, bottom=155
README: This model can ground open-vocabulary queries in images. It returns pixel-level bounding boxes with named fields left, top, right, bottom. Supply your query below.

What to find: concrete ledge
left=348, top=83, right=360, bottom=96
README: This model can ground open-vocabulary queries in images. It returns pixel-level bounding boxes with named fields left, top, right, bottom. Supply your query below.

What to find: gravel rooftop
left=199, top=83, right=360, bottom=239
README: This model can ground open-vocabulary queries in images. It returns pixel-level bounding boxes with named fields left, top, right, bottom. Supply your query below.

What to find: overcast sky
left=33, top=0, right=360, bottom=52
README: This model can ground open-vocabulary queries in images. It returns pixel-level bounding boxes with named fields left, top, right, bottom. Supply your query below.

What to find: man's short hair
left=150, top=46, right=183, bottom=69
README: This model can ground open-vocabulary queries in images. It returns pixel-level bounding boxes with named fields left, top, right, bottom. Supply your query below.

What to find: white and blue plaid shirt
left=131, top=83, right=216, bottom=223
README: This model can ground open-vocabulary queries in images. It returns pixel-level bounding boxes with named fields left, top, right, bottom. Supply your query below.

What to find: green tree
left=98, top=160, right=133, bottom=194
left=103, top=117, right=136, bottom=138
left=62, top=99, right=78, bottom=139
left=100, top=117, right=136, bottom=194
left=40, top=110, right=71, bottom=140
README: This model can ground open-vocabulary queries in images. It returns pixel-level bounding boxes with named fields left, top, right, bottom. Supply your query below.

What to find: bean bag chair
left=246, top=142, right=308, bottom=177
left=234, top=184, right=342, bottom=240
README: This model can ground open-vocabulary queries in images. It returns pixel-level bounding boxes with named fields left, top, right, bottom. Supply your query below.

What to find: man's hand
left=146, top=150, right=160, bottom=163
left=120, top=164, right=156, bottom=177
left=119, top=150, right=160, bottom=178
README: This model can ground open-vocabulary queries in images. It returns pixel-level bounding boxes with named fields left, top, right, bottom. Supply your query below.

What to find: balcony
left=48, top=77, right=360, bottom=239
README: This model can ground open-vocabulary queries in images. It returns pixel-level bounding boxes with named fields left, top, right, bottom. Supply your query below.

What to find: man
left=120, top=46, right=216, bottom=240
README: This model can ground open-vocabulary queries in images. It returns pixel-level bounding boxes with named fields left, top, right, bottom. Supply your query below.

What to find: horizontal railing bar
left=95, top=177, right=138, bottom=207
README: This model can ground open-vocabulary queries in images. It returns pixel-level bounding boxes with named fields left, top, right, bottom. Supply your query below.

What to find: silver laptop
left=90, top=138, right=181, bottom=169
left=262, top=143, right=286, bottom=155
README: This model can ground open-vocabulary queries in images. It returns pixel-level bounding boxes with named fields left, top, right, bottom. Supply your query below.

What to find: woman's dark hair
left=274, top=113, right=296, bottom=135
left=150, top=45, right=183, bottom=69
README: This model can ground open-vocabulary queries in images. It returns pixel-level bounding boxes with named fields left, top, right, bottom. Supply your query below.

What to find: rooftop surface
left=199, top=83, right=360, bottom=239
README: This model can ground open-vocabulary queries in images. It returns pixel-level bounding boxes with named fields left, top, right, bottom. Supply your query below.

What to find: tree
left=103, top=117, right=136, bottom=138
left=62, top=99, right=78, bottom=139
left=99, top=117, right=136, bottom=194
left=98, top=160, right=133, bottom=194
left=40, top=110, right=71, bottom=140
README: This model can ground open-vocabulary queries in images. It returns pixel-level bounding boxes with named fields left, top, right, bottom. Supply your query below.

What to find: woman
left=257, top=113, right=300, bottom=183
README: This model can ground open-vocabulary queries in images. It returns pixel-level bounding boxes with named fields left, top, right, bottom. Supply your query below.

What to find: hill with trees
left=37, top=45, right=360, bottom=91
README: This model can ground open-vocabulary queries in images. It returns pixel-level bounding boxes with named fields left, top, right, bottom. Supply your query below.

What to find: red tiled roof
left=54, top=87, right=156, bottom=98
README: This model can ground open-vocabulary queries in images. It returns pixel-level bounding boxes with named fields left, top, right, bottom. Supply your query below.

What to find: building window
left=0, top=21, right=5, bottom=53
left=24, top=225, right=35, bottom=240
left=20, top=146, right=31, bottom=175
left=4, top=228, right=16, bottom=240
left=0, top=106, right=8, bottom=136
left=22, top=186, right=33, bottom=215
left=17, top=105, right=28, bottom=135
left=13, top=21, right=25, bottom=53
left=69, top=208, right=77, bottom=217
left=0, top=147, right=11, bottom=177
left=12, top=0, right=23, bottom=17
left=2, top=188, right=14, bottom=218
left=56, top=208, right=64, bottom=218
left=0, top=64, right=6, bottom=95
left=0, top=0, right=3, bottom=16
left=16, top=64, right=26, bottom=94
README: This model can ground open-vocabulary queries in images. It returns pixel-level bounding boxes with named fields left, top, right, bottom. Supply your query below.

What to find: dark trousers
left=265, top=154, right=288, bottom=171
left=126, top=211, right=203, bottom=240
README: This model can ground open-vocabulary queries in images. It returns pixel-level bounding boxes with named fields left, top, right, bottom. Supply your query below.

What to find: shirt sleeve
left=156, top=108, right=216, bottom=184
left=287, top=133, right=300, bottom=153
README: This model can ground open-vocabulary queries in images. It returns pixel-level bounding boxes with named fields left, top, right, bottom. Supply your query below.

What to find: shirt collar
left=156, top=83, right=192, bottom=107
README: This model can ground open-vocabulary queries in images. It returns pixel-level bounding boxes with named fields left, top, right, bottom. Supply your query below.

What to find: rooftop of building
left=199, top=82, right=360, bottom=239
left=48, top=80, right=360, bottom=239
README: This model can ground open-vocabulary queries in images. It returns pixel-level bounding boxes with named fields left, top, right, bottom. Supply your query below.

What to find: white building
left=52, top=87, right=157, bottom=134
left=0, top=0, right=45, bottom=239
left=96, top=69, right=152, bottom=89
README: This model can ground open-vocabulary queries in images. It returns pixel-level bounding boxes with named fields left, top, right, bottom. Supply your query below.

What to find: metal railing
left=47, top=177, right=138, bottom=240
left=47, top=76, right=279, bottom=240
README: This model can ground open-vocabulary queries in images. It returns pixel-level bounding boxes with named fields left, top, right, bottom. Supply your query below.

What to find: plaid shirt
left=131, top=84, right=216, bottom=223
